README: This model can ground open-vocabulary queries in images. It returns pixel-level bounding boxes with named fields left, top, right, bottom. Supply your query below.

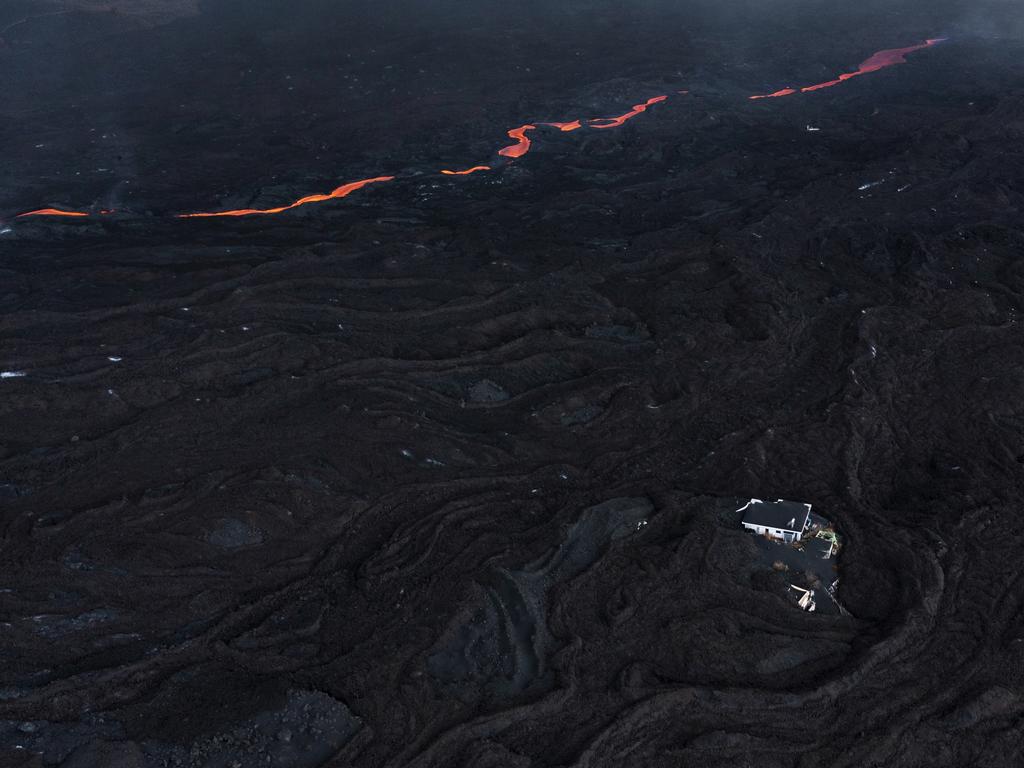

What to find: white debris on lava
left=1, top=371, right=27, bottom=379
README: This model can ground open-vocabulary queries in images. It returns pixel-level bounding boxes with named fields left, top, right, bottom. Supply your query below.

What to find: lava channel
left=497, top=125, right=537, bottom=159
left=751, top=38, right=947, bottom=99
left=497, top=97, right=667, bottom=159
left=749, top=88, right=797, bottom=100
left=16, top=208, right=89, bottom=218
left=588, top=95, right=668, bottom=129
left=14, top=41, right=945, bottom=223
left=544, top=120, right=583, bottom=132
left=178, top=176, right=395, bottom=218
left=441, top=166, right=491, bottom=175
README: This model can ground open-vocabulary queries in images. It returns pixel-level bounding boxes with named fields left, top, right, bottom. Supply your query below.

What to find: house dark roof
left=738, top=499, right=812, bottom=533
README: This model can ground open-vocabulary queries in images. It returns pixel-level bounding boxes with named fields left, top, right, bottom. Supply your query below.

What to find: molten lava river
left=11, top=39, right=944, bottom=222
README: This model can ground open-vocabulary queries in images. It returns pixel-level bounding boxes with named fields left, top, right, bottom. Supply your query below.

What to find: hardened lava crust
left=1, top=1, right=1023, bottom=766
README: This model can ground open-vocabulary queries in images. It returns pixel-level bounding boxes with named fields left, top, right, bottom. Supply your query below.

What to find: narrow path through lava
left=11, top=39, right=945, bottom=222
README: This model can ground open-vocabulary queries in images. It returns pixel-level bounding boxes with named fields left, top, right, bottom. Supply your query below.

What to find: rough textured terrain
left=1, top=1, right=1023, bottom=766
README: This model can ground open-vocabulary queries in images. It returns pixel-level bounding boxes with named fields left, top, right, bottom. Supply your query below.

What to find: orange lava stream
left=751, top=38, right=946, bottom=99
left=497, top=125, right=537, bottom=158
left=441, top=166, right=491, bottom=175
left=178, top=176, right=395, bottom=218
left=588, top=95, right=668, bottom=129
left=16, top=208, right=89, bottom=218
left=801, top=38, right=945, bottom=92
left=14, top=40, right=947, bottom=222
left=750, top=88, right=797, bottom=100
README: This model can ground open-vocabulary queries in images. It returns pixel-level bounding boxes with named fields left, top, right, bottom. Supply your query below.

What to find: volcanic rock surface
left=2, top=1, right=1024, bottom=766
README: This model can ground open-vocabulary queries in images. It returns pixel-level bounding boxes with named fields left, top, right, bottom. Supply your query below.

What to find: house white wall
left=742, top=522, right=803, bottom=542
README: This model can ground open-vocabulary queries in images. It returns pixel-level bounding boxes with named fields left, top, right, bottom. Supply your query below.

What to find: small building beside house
left=738, top=498, right=812, bottom=543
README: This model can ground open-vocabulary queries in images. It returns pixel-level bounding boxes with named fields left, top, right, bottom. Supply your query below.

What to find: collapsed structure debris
left=790, top=584, right=817, bottom=612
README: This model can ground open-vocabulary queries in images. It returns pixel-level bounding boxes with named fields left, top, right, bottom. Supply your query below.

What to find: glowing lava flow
left=16, top=208, right=89, bottom=218
left=177, top=176, right=395, bottom=218
left=751, top=38, right=946, bottom=99
left=496, top=98, right=667, bottom=160
left=497, top=125, right=537, bottom=158
left=588, top=96, right=668, bottom=129
left=750, top=88, right=797, bottom=100
left=13, top=39, right=947, bottom=223
left=441, top=166, right=491, bottom=175
left=545, top=120, right=582, bottom=132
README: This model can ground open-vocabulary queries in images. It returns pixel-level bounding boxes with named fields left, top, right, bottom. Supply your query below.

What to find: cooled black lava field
left=2, top=1, right=1024, bottom=766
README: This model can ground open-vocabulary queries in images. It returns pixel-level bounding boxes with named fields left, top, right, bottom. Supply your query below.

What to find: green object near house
left=816, top=529, right=839, bottom=544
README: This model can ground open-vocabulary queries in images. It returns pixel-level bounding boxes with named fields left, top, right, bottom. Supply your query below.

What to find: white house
left=738, top=498, right=812, bottom=543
